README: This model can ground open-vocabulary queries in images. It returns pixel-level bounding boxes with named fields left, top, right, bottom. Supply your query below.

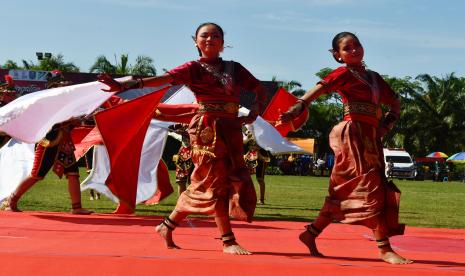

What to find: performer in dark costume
left=171, top=124, right=194, bottom=195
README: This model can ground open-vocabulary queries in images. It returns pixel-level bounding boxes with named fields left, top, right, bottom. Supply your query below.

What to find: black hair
left=330, top=32, right=361, bottom=64
left=193, top=22, right=224, bottom=56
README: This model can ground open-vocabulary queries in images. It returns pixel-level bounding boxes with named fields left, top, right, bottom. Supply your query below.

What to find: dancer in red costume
left=99, top=22, right=267, bottom=255
left=280, top=32, right=412, bottom=264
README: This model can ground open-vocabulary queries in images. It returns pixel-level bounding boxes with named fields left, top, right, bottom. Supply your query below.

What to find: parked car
left=383, top=148, right=416, bottom=179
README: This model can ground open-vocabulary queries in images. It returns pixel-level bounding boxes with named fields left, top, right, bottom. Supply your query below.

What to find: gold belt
left=343, top=102, right=382, bottom=119
left=198, top=102, right=239, bottom=114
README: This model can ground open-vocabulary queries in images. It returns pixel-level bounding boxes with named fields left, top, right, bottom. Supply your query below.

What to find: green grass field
left=12, top=169, right=465, bottom=229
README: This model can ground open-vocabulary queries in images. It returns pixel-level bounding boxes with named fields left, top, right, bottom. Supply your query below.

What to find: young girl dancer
left=99, top=22, right=267, bottom=255
left=280, top=32, right=412, bottom=264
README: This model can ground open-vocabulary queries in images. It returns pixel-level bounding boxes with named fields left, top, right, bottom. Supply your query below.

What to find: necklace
left=199, top=61, right=234, bottom=92
left=347, top=66, right=372, bottom=86
left=347, top=66, right=380, bottom=105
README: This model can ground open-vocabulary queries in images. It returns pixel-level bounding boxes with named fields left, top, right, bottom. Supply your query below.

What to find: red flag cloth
left=101, top=95, right=125, bottom=109
left=72, top=126, right=103, bottom=160
left=261, top=87, right=309, bottom=137
left=144, top=160, right=174, bottom=205
left=71, top=126, right=94, bottom=145
left=95, top=87, right=169, bottom=213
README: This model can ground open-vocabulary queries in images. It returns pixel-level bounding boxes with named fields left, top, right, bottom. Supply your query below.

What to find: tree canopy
left=89, top=54, right=156, bottom=76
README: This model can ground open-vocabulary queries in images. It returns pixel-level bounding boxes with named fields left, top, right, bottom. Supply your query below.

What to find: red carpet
left=0, top=211, right=464, bottom=275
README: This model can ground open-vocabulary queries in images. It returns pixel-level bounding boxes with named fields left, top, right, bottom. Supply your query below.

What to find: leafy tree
left=19, top=54, right=79, bottom=72
left=384, top=74, right=465, bottom=156
left=90, top=54, right=156, bottom=76
left=271, top=76, right=306, bottom=97
left=38, top=54, right=79, bottom=72
left=89, top=55, right=117, bottom=74
left=315, top=67, right=333, bottom=79
left=131, top=56, right=156, bottom=76
left=2, top=60, right=20, bottom=69
left=22, top=60, right=34, bottom=70
left=115, top=54, right=130, bottom=75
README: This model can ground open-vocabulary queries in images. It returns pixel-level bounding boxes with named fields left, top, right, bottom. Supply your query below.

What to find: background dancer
left=280, top=32, right=412, bottom=264
left=1, top=74, right=92, bottom=215
left=170, top=124, right=194, bottom=195
left=244, top=131, right=270, bottom=204
left=99, top=22, right=267, bottom=255
left=0, top=75, right=17, bottom=107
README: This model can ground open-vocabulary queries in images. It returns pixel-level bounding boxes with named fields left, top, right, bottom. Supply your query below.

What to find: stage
left=0, top=212, right=464, bottom=275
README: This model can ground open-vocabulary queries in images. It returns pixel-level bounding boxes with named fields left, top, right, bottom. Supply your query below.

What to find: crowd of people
left=0, top=23, right=412, bottom=264
left=275, top=154, right=333, bottom=176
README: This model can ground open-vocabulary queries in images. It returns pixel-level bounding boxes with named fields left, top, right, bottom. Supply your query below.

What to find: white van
left=383, top=148, right=416, bottom=179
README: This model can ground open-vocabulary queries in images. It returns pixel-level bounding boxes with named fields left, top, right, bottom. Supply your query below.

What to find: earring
left=338, top=58, right=342, bottom=62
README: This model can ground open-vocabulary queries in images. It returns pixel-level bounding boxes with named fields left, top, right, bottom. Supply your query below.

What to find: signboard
left=1, top=69, right=48, bottom=94
left=0, top=69, right=100, bottom=95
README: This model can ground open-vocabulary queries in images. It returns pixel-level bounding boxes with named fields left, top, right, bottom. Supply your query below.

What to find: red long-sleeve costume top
left=319, top=66, right=399, bottom=126
left=168, top=57, right=265, bottom=105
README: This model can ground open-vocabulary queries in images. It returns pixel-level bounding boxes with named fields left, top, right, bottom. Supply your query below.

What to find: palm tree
left=89, top=54, right=156, bottom=76
left=386, top=74, right=465, bottom=156
left=20, top=54, right=79, bottom=72
left=131, top=56, right=156, bottom=76
left=271, top=76, right=306, bottom=97
left=89, top=55, right=117, bottom=74
left=22, top=60, right=35, bottom=70
left=282, top=80, right=302, bottom=92
left=115, top=54, right=130, bottom=75
left=2, top=60, right=20, bottom=69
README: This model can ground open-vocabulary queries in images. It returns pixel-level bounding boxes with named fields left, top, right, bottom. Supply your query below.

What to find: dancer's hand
left=97, top=73, right=122, bottom=92
left=278, top=100, right=306, bottom=122
left=378, top=112, right=398, bottom=138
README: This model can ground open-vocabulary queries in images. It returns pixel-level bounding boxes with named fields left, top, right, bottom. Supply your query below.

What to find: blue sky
left=2, top=0, right=465, bottom=89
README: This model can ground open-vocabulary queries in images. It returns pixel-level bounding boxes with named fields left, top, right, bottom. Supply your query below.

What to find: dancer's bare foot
left=299, top=230, right=324, bottom=257
left=155, top=224, right=180, bottom=249
left=380, top=249, right=413, bottom=264
left=223, top=242, right=252, bottom=255
left=71, top=208, right=93, bottom=215
left=112, top=203, right=134, bottom=215
left=0, top=198, right=21, bottom=212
